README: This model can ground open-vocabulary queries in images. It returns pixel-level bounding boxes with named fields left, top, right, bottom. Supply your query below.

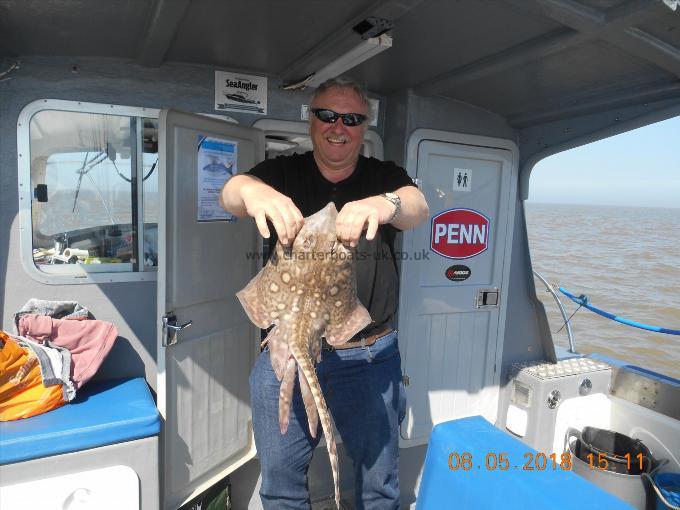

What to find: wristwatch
left=380, top=192, right=401, bottom=222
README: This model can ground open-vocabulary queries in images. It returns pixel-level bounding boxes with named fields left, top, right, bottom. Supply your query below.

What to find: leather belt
left=322, top=326, right=393, bottom=351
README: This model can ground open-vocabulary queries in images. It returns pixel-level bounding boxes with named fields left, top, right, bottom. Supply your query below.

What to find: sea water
left=526, top=202, right=680, bottom=379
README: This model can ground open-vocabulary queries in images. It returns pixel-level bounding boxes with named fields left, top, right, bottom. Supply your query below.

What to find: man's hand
left=240, top=179, right=304, bottom=245
left=336, top=196, right=396, bottom=247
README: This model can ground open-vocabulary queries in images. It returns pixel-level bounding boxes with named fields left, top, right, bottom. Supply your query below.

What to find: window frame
left=17, top=99, right=160, bottom=284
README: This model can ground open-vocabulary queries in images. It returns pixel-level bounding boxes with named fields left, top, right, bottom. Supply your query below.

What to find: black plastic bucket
left=574, top=426, right=653, bottom=475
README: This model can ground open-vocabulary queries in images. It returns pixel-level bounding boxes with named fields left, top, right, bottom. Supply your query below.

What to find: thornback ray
left=236, top=202, right=371, bottom=508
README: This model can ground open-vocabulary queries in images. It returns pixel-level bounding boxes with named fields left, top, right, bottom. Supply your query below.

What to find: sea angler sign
left=431, top=208, right=490, bottom=259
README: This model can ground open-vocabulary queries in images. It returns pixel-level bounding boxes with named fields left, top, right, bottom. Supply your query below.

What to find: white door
left=157, top=110, right=264, bottom=508
left=398, top=130, right=517, bottom=446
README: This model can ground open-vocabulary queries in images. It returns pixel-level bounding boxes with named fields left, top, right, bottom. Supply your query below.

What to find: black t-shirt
left=246, top=151, right=416, bottom=335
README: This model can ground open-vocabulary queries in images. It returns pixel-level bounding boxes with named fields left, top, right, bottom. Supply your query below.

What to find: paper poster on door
left=197, top=135, right=237, bottom=222
left=454, top=168, right=471, bottom=192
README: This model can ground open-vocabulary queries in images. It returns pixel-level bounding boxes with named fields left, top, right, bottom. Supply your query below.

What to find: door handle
left=476, top=288, right=500, bottom=308
left=162, top=312, right=192, bottom=346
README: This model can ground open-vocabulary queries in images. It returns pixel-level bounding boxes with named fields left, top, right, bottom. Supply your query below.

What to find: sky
left=527, top=115, right=680, bottom=209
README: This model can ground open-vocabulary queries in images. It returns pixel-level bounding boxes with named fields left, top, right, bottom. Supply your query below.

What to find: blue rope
left=558, top=287, right=680, bottom=336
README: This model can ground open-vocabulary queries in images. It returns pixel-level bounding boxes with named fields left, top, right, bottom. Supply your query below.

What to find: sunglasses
left=310, top=108, right=367, bottom=127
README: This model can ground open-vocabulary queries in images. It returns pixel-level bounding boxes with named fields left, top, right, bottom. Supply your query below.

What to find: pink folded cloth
left=18, top=315, right=117, bottom=389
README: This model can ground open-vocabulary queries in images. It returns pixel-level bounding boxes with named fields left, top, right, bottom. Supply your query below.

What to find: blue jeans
left=250, top=330, right=406, bottom=510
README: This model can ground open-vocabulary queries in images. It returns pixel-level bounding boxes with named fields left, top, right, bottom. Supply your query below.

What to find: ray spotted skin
left=237, top=202, right=371, bottom=508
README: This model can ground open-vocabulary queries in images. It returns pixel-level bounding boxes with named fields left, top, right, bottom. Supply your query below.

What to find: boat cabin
left=0, top=1, right=679, bottom=509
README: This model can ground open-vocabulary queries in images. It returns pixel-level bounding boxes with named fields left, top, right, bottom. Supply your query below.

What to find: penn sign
left=430, top=208, right=490, bottom=259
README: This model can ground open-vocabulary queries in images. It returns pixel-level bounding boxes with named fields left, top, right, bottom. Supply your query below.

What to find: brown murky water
left=526, top=202, right=680, bottom=379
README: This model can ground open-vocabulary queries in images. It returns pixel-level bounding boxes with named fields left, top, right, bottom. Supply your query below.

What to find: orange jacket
left=0, top=331, right=66, bottom=421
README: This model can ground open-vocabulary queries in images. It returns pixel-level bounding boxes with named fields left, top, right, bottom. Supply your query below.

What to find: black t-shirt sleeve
left=244, top=156, right=285, bottom=192
left=378, top=160, right=417, bottom=193
left=362, top=159, right=417, bottom=234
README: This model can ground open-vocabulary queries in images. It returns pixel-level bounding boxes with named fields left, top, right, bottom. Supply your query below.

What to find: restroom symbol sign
left=454, top=168, right=471, bottom=192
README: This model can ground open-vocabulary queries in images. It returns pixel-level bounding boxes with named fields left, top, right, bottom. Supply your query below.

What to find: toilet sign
left=431, top=208, right=490, bottom=259
left=454, top=168, right=471, bottom=192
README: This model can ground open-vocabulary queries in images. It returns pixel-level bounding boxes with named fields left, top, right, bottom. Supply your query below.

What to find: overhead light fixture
left=282, top=34, right=392, bottom=90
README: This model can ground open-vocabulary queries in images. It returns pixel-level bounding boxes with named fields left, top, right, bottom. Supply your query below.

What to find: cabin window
left=18, top=100, right=159, bottom=283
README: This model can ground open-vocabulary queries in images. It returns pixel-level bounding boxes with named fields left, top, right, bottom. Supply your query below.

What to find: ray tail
left=289, top=341, right=340, bottom=508
left=298, top=364, right=320, bottom=438
left=278, top=357, right=297, bottom=434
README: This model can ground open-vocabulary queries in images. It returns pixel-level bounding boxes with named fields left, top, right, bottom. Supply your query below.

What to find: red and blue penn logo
left=430, top=208, right=490, bottom=259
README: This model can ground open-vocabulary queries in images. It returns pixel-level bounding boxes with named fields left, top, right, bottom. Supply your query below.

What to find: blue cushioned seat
left=0, top=378, right=160, bottom=465
left=417, top=415, right=634, bottom=509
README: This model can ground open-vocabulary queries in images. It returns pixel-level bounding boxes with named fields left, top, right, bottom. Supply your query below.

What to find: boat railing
left=533, top=270, right=577, bottom=354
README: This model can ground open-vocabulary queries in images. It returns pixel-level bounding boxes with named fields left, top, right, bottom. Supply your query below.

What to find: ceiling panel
left=348, top=0, right=564, bottom=94
left=1, top=0, right=678, bottom=124
left=166, top=0, right=374, bottom=74
left=444, top=40, right=674, bottom=117
left=0, top=0, right=152, bottom=58
left=577, top=0, right=627, bottom=10
left=637, top=15, right=680, bottom=50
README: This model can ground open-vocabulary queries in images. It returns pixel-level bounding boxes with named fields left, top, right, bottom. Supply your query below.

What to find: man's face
left=309, top=86, right=368, bottom=173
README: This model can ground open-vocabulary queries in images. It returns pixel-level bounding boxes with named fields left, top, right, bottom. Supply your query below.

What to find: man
left=220, top=76, right=429, bottom=509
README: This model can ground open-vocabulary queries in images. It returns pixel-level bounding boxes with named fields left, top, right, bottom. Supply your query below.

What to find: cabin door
left=157, top=110, right=264, bottom=509
left=398, top=130, right=517, bottom=445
